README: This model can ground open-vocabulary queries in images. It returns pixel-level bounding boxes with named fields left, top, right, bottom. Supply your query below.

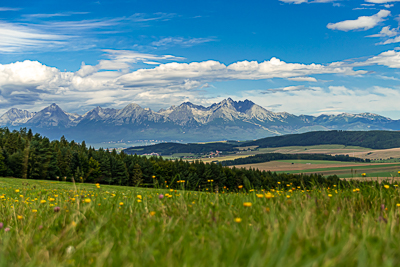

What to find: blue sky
left=0, top=0, right=400, bottom=118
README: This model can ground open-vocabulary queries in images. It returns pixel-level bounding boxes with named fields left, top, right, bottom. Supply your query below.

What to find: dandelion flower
left=243, top=202, right=252, bottom=207
left=234, top=218, right=242, bottom=223
left=40, top=200, right=46, bottom=204
left=384, top=185, right=390, bottom=189
left=32, top=209, right=37, bottom=213
left=150, top=211, right=156, bottom=216
left=119, top=202, right=124, bottom=206
left=84, top=198, right=91, bottom=203
left=15, top=189, right=19, bottom=193
left=17, top=215, right=23, bottom=220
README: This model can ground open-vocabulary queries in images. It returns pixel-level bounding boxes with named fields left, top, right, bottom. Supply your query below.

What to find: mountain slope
left=2, top=99, right=400, bottom=143
left=0, top=108, right=36, bottom=126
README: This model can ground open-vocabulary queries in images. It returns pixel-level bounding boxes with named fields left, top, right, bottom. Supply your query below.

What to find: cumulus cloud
left=241, top=85, right=400, bottom=117
left=380, top=36, right=400, bottom=44
left=327, top=10, right=390, bottom=31
left=117, top=57, right=365, bottom=89
left=2, top=49, right=400, bottom=114
left=367, top=26, right=398, bottom=37
left=364, top=50, right=400, bottom=67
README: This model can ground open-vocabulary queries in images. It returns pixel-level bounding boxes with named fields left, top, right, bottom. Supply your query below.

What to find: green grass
left=276, top=162, right=400, bottom=174
left=2, top=177, right=400, bottom=266
left=338, top=171, right=400, bottom=178
left=257, top=144, right=371, bottom=153
left=276, top=159, right=363, bottom=165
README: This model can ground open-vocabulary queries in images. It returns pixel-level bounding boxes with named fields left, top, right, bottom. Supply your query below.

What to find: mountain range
left=1, top=98, right=400, bottom=144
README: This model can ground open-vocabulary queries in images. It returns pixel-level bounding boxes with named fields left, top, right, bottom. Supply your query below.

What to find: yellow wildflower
left=234, top=218, right=242, bottom=223
left=243, top=202, right=252, bottom=207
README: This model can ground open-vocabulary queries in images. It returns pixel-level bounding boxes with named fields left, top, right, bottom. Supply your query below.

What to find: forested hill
left=124, top=130, right=400, bottom=155
left=244, top=130, right=400, bottom=149
left=0, top=127, right=340, bottom=190
left=220, top=153, right=370, bottom=166
left=124, top=142, right=238, bottom=155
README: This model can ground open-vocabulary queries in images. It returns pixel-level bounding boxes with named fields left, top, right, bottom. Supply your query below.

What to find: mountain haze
left=2, top=98, right=400, bottom=144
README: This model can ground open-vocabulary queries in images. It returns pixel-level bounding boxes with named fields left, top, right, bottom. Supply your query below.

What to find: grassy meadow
left=1, top=177, right=400, bottom=266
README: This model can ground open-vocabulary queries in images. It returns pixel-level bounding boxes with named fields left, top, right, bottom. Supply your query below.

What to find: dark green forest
left=244, top=130, right=400, bottom=149
left=220, top=153, right=370, bottom=166
left=124, top=130, right=400, bottom=156
left=0, top=127, right=342, bottom=190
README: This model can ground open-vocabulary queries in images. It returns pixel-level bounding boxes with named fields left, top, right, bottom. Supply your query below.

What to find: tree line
left=244, top=130, right=400, bottom=149
left=0, top=127, right=342, bottom=190
left=220, top=153, right=370, bottom=166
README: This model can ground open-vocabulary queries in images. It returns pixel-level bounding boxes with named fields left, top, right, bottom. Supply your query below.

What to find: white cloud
left=2, top=49, right=400, bottom=114
left=243, top=85, right=400, bottom=117
left=150, top=37, right=215, bottom=48
left=23, top=12, right=89, bottom=18
left=117, top=57, right=365, bottom=89
left=279, top=0, right=308, bottom=3
left=367, top=26, right=398, bottom=37
left=0, top=7, right=20, bottom=11
left=287, top=76, right=318, bottom=82
left=279, top=0, right=337, bottom=3
left=365, top=0, right=400, bottom=3
left=380, top=36, right=400, bottom=44
left=0, top=18, right=119, bottom=53
left=327, top=10, right=390, bottom=31
left=364, top=50, right=400, bottom=67
left=262, top=85, right=317, bottom=93
left=0, top=22, right=68, bottom=53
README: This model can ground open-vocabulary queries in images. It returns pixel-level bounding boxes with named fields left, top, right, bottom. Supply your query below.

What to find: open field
left=257, top=144, right=371, bottom=155
left=196, top=145, right=400, bottom=163
left=233, top=160, right=388, bottom=172
left=234, top=160, right=400, bottom=178
left=2, top=177, right=400, bottom=265
left=257, top=145, right=400, bottom=161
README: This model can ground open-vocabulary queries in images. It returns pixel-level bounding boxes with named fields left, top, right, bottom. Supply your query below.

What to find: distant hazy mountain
left=2, top=98, right=400, bottom=143
left=0, top=108, right=36, bottom=126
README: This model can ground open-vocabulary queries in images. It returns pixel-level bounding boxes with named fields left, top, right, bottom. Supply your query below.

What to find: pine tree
left=129, top=164, right=143, bottom=186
